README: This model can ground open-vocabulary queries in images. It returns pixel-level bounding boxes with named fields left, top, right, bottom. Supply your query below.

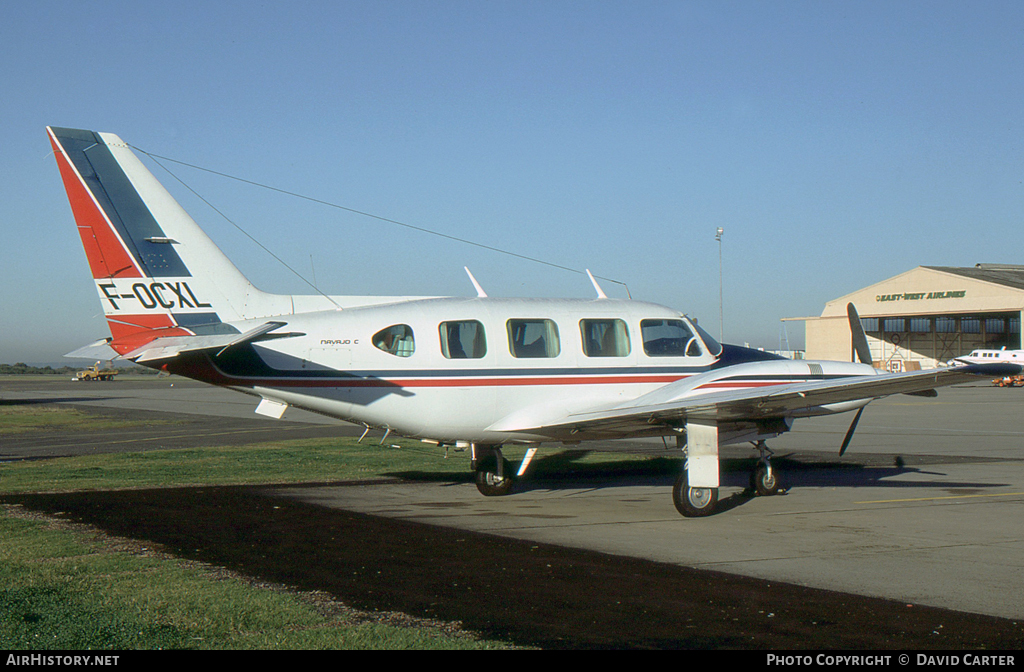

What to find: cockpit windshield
left=687, top=318, right=723, bottom=357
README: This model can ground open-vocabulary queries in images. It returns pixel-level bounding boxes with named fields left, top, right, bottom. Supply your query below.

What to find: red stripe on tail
left=50, top=134, right=141, bottom=280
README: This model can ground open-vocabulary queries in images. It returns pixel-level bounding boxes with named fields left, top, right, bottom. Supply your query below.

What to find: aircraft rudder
left=48, top=126, right=274, bottom=354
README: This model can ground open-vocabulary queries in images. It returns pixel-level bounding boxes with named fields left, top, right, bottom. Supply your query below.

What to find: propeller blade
left=839, top=407, right=865, bottom=457
left=847, top=303, right=873, bottom=367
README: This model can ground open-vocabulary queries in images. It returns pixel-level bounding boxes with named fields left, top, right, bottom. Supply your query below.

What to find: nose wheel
left=472, top=445, right=514, bottom=497
left=749, top=441, right=780, bottom=497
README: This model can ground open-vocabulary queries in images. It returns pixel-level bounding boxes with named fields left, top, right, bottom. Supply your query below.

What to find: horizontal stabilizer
left=122, top=321, right=302, bottom=363
left=64, top=338, right=122, bottom=360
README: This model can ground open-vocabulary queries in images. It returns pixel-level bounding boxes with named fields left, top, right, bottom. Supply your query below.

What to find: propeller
left=840, top=303, right=871, bottom=456
left=839, top=406, right=864, bottom=457
left=847, top=303, right=873, bottom=366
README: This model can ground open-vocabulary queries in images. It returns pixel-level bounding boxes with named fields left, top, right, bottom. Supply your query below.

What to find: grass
left=0, top=507, right=506, bottom=649
left=0, top=404, right=178, bottom=435
left=0, top=405, right=674, bottom=495
left=0, top=404, right=680, bottom=649
left=0, top=436, right=472, bottom=494
left=0, top=405, right=526, bottom=649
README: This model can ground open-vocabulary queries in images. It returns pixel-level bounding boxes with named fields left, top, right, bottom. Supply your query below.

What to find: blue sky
left=2, top=1, right=1022, bottom=362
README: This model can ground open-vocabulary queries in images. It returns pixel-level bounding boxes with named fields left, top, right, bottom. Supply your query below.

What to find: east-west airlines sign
left=876, top=290, right=966, bottom=303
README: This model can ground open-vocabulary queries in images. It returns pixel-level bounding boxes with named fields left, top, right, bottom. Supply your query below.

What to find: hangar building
left=788, top=264, right=1024, bottom=371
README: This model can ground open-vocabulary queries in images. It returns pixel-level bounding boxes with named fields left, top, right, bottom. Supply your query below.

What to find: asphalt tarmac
left=3, top=375, right=1024, bottom=649
left=0, top=375, right=360, bottom=460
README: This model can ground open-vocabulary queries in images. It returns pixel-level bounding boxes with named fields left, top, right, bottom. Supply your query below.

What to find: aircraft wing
left=120, top=321, right=303, bottom=363
left=504, top=363, right=1019, bottom=439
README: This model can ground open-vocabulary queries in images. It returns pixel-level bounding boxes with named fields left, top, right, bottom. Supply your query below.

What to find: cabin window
left=439, top=320, right=487, bottom=359
left=580, top=319, right=631, bottom=357
left=372, top=324, right=415, bottom=357
left=641, top=319, right=701, bottom=357
left=507, top=319, right=560, bottom=358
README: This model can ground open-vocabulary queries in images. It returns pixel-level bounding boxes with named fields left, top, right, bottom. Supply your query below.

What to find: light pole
left=715, top=227, right=724, bottom=342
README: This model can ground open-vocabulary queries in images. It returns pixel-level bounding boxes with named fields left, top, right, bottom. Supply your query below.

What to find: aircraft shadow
left=389, top=450, right=1009, bottom=502
left=0, top=397, right=124, bottom=406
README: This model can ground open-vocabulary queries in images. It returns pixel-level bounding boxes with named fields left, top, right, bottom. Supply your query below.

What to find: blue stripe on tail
left=50, top=127, right=190, bottom=278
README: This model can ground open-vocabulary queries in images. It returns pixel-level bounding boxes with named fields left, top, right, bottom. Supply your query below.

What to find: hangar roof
left=924, top=265, right=1024, bottom=292
left=784, top=264, right=1024, bottom=322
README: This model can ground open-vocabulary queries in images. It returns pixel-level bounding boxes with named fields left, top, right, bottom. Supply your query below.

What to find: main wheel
left=475, top=456, right=514, bottom=497
left=672, top=471, right=718, bottom=517
left=750, top=462, right=779, bottom=497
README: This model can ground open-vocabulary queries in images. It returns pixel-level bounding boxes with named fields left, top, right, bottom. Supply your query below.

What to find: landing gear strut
left=673, top=419, right=721, bottom=517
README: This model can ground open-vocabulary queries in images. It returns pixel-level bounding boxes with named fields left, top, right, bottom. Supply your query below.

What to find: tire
left=750, top=463, right=779, bottom=497
left=672, top=471, right=718, bottom=517
left=474, top=456, right=514, bottom=497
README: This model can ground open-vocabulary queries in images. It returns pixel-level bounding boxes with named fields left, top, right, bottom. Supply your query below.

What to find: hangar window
left=372, top=324, right=415, bottom=357
left=641, top=319, right=701, bottom=357
left=580, top=319, right=631, bottom=357
left=440, top=320, right=487, bottom=359
left=909, top=318, right=931, bottom=333
left=883, top=317, right=906, bottom=332
left=936, top=317, right=957, bottom=333
left=961, top=318, right=981, bottom=334
left=507, top=319, right=560, bottom=358
left=861, top=318, right=879, bottom=333
left=986, top=318, right=1006, bottom=334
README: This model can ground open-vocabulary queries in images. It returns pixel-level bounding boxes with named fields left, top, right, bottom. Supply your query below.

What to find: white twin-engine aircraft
left=48, top=126, right=1019, bottom=517
left=953, top=348, right=1024, bottom=367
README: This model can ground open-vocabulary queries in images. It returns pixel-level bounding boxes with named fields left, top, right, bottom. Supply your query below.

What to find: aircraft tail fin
left=47, top=127, right=291, bottom=355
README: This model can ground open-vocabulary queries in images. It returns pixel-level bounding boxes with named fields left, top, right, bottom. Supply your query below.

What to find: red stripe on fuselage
left=694, top=381, right=791, bottom=390
left=162, top=355, right=820, bottom=393
left=162, top=355, right=693, bottom=389
left=392, top=374, right=685, bottom=387
left=50, top=134, right=141, bottom=280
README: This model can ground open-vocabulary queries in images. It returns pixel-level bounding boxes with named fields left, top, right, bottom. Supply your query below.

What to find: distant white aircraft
left=952, top=348, right=1024, bottom=366
left=47, top=127, right=1020, bottom=516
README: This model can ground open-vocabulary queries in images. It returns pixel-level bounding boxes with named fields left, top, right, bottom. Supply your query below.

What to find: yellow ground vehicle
left=74, top=363, right=118, bottom=381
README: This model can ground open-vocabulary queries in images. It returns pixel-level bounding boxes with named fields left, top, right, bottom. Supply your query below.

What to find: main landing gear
left=468, top=439, right=783, bottom=517
left=672, top=470, right=718, bottom=517
left=672, top=440, right=782, bottom=517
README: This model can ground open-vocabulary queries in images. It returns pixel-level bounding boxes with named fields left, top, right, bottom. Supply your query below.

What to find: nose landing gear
left=472, top=445, right=514, bottom=497
left=749, top=440, right=780, bottom=497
